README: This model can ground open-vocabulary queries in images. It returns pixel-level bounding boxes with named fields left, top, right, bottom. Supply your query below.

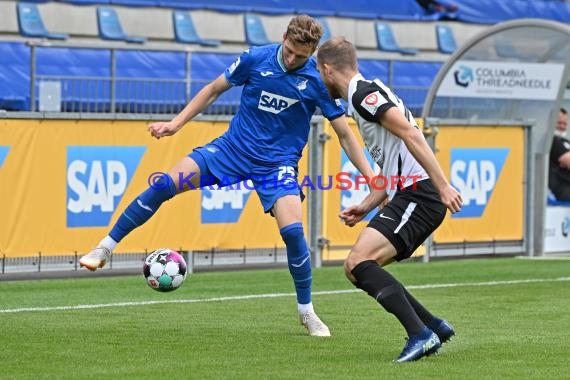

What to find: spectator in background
left=549, top=108, right=570, bottom=201
left=416, top=0, right=459, bottom=14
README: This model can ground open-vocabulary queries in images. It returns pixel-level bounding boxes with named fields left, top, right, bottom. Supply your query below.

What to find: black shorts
left=367, top=179, right=446, bottom=261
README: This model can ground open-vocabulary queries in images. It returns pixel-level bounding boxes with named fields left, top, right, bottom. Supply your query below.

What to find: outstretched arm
left=380, top=107, right=462, bottom=213
left=148, top=74, right=231, bottom=139
left=330, top=116, right=375, bottom=178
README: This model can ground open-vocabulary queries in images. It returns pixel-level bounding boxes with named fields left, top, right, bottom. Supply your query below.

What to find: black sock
left=351, top=260, right=424, bottom=336
left=402, top=288, right=438, bottom=327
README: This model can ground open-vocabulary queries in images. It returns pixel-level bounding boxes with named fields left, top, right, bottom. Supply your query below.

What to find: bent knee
left=344, top=249, right=369, bottom=278
left=344, top=246, right=395, bottom=278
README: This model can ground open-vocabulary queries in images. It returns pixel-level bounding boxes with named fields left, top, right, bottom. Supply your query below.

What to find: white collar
left=347, top=73, right=364, bottom=116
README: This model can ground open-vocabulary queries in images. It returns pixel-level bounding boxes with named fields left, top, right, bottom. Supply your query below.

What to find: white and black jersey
left=348, top=73, right=428, bottom=200
left=348, top=73, right=446, bottom=260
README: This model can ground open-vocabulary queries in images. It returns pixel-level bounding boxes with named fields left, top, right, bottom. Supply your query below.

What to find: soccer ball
left=143, top=248, right=188, bottom=292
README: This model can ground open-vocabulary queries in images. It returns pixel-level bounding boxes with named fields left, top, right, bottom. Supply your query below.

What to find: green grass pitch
left=1, top=257, right=569, bottom=379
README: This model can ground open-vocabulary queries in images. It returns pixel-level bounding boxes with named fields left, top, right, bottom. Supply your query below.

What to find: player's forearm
left=341, top=139, right=374, bottom=178
left=404, top=128, right=450, bottom=191
left=171, top=84, right=220, bottom=128
left=333, top=121, right=375, bottom=177
left=360, top=183, right=387, bottom=212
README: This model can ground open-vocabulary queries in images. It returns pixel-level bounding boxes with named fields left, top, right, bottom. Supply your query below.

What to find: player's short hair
left=561, top=107, right=568, bottom=115
left=316, top=37, right=358, bottom=72
left=285, top=15, right=323, bottom=48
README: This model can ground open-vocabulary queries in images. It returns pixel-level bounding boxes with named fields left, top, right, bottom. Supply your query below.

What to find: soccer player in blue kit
left=80, top=15, right=373, bottom=336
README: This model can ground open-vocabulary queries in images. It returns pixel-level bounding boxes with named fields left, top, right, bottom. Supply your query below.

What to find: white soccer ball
left=143, top=248, right=188, bottom=292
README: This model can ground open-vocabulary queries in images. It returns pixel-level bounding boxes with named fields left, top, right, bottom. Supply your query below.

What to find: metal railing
left=25, top=43, right=436, bottom=116
left=0, top=247, right=289, bottom=275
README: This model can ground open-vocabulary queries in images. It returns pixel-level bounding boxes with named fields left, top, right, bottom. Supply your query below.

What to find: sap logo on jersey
left=340, top=149, right=379, bottom=222
left=201, top=182, right=253, bottom=224
left=67, top=146, right=146, bottom=227
left=0, top=146, right=10, bottom=168
left=258, top=91, right=299, bottom=114
left=450, top=148, right=509, bottom=218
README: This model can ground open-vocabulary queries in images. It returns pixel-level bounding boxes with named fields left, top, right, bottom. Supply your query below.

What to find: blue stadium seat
left=114, top=50, right=187, bottom=113
left=96, top=7, right=146, bottom=44
left=493, top=36, right=536, bottom=60
left=374, top=22, right=418, bottom=56
left=392, top=61, right=442, bottom=115
left=435, top=24, right=457, bottom=54
left=0, top=42, right=31, bottom=111
left=17, top=3, right=68, bottom=40
left=317, top=17, right=331, bottom=45
left=172, top=11, right=221, bottom=47
left=190, top=52, right=242, bottom=114
left=358, top=59, right=390, bottom=83
left=37, top=47, right=112, bottom=112
left=244, top=14, right=271, bottom=46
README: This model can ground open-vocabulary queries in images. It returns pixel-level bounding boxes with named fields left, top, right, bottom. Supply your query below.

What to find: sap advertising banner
left=450, top=148, right=509, bottom=218
left=434, top=125, right=525, bottom=243
left=438, top=61, right=564, bottom=100
left=0, top=119, right=305, bottom=257
left=66, top=146, right=146, bottom=227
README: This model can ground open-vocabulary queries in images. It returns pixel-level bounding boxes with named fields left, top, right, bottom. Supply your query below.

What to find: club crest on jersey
left=361, top=91, right=387, bottom=115
left=364, top=93, right=378, bottom=105
left=369, top=145, right=385, bottom=169
left=258, top=90, right=299, bottom=114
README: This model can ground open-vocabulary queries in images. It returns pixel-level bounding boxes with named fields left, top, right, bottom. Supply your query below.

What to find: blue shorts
left=188, top=136, right=304, bottom=213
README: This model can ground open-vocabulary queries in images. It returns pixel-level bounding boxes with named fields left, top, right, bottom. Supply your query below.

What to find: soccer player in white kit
left=317, top=37, right=463, bottom=362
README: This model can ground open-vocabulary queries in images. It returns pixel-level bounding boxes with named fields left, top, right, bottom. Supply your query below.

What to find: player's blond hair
left=285, top=15, right=323, bottom=48
left=317, top=37, right=358, bottom=72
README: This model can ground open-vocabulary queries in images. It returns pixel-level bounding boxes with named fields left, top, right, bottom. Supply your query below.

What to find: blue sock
left=280, top=223, right=312, bottom=305
left=109, top=175, right=177, bottom=243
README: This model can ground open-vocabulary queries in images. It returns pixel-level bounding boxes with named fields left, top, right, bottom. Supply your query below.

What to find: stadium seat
left=172, top=11, right=220, bottom=47
left=435, top=24, right=457, bottom=54
left=317, top=17, right=332, bottom=44
left=0, top=42, right=31, bottom=111
left=97, top=7, right=146, bottom=44
left=374, top=22, right=418, bottom=55
left=244, top=14, right=271, bottom=46
left=16, top=3, right=68, bottom=40
left=493, top=36, right=535, bottom=60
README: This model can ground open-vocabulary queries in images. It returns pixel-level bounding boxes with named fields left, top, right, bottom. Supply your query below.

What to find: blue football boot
left=395, top=328, right=441, bottom=363
left=430, top=319, right=455, bottom=344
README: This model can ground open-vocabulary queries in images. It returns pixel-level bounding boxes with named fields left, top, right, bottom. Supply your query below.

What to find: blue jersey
left=223, top=44, right=345, bottom=164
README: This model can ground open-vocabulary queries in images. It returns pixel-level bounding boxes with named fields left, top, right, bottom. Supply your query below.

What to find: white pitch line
left=1, top=276, right=569, bottom=314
